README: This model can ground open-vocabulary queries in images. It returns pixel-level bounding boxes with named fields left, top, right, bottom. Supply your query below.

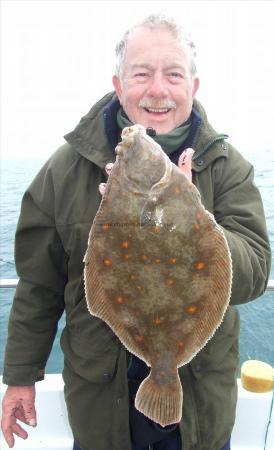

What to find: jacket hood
left=64, top=92, right=228, bottom=172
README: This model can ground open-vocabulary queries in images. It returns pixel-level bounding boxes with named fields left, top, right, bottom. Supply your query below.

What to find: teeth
left=147, top=108, right=169, bottom=113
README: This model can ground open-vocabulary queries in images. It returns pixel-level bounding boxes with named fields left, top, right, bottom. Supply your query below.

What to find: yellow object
left=241, top=360, right=274, bottom=393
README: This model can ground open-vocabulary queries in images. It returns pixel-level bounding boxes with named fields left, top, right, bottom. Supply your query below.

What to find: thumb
left=100, top=162, right=114, bottom=195
left=105, top=162, right=114, bottom=177
left=178, top=148, right=195, bottom=182
left=99, top=182, right=106, bottom=196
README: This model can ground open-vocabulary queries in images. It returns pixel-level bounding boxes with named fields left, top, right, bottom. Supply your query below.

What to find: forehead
left=124, top=26, right=191, bottom=69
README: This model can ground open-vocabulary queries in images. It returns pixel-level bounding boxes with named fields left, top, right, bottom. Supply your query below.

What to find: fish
left=84, top=124, right=232, bottom=427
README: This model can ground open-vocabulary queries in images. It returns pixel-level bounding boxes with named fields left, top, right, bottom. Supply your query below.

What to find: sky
left=1, top=0, right=274, bottom=160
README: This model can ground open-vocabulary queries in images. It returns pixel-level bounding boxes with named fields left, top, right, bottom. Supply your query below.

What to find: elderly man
left=1, top=14, right=271, bottom=450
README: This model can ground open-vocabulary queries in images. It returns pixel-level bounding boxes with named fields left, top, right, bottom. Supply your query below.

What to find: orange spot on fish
left=195, top=261, right=205, bottom=270
left=129, top=274, right=138, bottom=280
left=193, top=223, right=200, bottom=231
left=185, top=305, right=199, bottom=314
left=177, top=340, right=184, bottom=349
left=135, top=335, right=145, bottom=343
left=102, top=223, right=110, bottom=232
left=123, top=254, right=131, bottom=261
left=169, top=257, right=177, bottom=264
left=160, top=370, right=166, bottom=376
left=165, top=278, right=175, bottom=286
left=154, top=316, right=163, bottom=325
left=116, top=296, right=125, bottom=304
left=122, top=240, right=130, bottom=249
left=151, top=225, right=161, bottom=233
left=140, top=255, right=149, bottom=262
left=149, top=155, right=157, bottom=161
left=154, top=258, right=161, bottom=263
left=136, top=285, right=143, bottom=290
left=103, top=258, right=112, bottom=267
left=196, top=212, right=203, bottom=221
left=174, top=186, right=181, bottom=194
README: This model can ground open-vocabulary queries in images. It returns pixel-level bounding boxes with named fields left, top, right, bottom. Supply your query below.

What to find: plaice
left=84, top=124, right=232, bottom=426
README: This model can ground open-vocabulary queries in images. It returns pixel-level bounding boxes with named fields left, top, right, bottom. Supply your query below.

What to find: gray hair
left=114, top=14, right=197, bottom=78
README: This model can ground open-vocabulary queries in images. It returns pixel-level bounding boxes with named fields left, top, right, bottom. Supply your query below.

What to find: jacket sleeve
left=213, top=146, right=271, bottom=305
left=3, top=163, right=68, bottom=385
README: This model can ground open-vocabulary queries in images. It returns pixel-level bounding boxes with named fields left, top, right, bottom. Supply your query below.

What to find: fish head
left=115, top=124, right=171, bottom=194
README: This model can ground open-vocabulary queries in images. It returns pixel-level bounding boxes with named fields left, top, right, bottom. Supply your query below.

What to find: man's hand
left=1, top=385, right=37, bottom=448
left=99, top=162, right=114, bottom=195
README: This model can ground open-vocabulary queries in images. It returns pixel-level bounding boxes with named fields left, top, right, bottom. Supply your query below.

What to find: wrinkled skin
left=112, top=25, right=199, bottom=134
left=1, top=385, right=37, bottom=448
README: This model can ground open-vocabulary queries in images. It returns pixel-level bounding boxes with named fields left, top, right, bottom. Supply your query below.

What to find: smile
left=144, top=107, right=171, bottom=114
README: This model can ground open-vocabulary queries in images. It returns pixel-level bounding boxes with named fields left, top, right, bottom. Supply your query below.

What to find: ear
left=112, top=75, right=123, bottom=102
left=192, top=77, right=200, bottom=97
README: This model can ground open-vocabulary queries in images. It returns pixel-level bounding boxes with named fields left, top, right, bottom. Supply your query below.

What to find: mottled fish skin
left=84, top=124, right=232, bottom=426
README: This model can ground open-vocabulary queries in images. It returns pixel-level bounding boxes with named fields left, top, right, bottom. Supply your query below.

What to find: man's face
left=113, top=26, right=199, bottom=134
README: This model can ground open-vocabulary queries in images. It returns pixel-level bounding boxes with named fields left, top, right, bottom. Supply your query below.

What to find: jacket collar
left=64, top=92, right=228, bottom=172
left=191, top=99, right=229, bottom=172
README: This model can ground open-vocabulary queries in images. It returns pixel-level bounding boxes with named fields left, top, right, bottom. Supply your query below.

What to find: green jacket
left=3, top=93, right=271, bottom=450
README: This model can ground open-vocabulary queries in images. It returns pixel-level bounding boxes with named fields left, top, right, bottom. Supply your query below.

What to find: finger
left=178, top=148, right=195, bottom=182
left=1, top=414, right=15, bottom=448
left=105, top=162, right=113, bottom=176
left=1, top=402, right=17, bottom=446
left=21, top=399, right=37, bottom=427
left=14, top=405, right=29, bottom=425
left=99, top=183, right=106, bottom=196
left=178, top=148, right=195, bottom=167
left=1, top=406, right=31, bottom=447
left=12, top=422, right=28, bottom=440
left=4, top=433, right=14, bottom=448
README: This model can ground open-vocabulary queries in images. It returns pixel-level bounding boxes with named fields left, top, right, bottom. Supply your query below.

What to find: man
left=1, top=14, right=271, bottom=450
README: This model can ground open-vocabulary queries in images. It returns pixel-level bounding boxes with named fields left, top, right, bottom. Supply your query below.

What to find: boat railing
left=1, top=278, right=274, bottom=290
left=0, top=279, right=19, bottom=288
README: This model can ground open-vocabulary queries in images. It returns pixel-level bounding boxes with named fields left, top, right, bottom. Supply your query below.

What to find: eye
left=134, top=72, right=149, bottom=78
left=133, top=72, right=150, bottom=83
left=169, top=72, right=183, bottom=79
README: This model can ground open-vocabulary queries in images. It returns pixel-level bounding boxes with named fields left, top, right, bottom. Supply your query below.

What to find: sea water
left=0, top=150, right=273, bottom=374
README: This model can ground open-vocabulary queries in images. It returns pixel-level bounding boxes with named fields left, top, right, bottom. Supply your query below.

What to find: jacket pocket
left=189, top=306, right=239, bottom=379
left=61, top=296, right=120, bottom=383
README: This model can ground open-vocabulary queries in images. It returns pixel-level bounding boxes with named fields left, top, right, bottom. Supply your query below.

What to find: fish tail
left=135, top=369, right=183, bottom=427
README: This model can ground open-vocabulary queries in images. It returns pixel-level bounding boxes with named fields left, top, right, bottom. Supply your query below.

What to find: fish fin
left=135, top=369, right=182, bottom=427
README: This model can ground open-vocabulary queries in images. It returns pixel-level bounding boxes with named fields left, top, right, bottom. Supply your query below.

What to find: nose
left=146, top=73, right=168, bottom=97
